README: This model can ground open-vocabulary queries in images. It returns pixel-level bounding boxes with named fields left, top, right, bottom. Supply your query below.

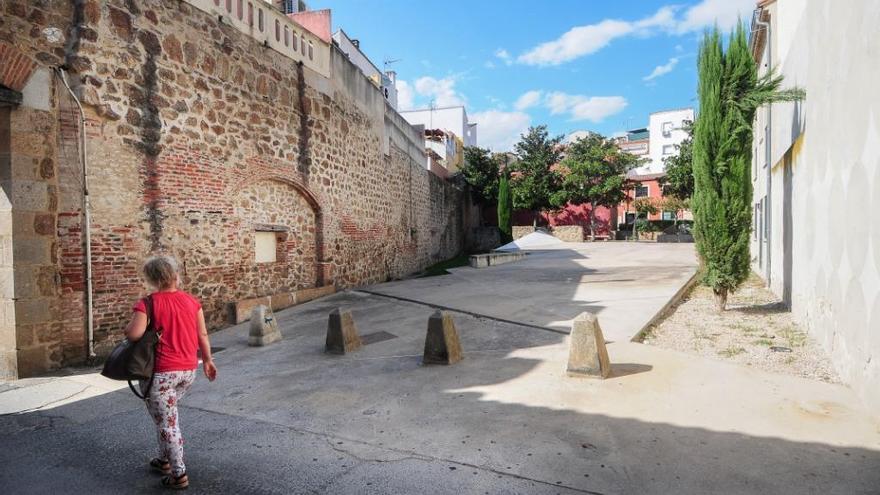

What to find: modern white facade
left=400, top=106, right=478, bottom=148
left=749, top=0, right=880, bottom=411
left=637, top=108, right=694, bottom=175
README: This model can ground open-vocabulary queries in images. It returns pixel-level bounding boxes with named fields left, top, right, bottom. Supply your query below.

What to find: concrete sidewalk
left=367, top=242, right=698, bottom=342
left=1, top=243, right=878, bottom=494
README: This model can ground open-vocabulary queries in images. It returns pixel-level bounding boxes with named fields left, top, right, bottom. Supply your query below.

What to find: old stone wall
left=0, top=0, right=465, bottom=375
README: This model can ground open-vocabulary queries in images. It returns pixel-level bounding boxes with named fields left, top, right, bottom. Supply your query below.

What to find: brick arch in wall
left=231, top=175, right=327, bottom=287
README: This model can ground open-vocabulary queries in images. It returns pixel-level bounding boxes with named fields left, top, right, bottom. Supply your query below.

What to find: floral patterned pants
left=141, top=370, right=196, bottom=477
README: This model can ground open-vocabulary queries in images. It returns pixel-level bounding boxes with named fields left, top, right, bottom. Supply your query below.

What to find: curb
left=630, top=269, right=700, bottom=343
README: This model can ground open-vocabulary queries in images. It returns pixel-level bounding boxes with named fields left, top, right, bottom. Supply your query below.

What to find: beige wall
left=751, top=0, right=880, bottom=410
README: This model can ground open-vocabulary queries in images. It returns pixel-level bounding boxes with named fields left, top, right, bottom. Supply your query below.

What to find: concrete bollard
left=423, top=310, right=463, bottom=365
left=325, top=308, right=362, bottom=354
left=566, top=312, right=611, bottom=378
left=248, top=305, right=282, bottom=346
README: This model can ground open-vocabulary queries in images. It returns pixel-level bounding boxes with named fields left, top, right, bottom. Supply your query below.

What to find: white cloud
left=517, top=18, right=635, bottom=66
left=514, top=90, right=543, bottom=111
left=643, top=57, right=679, bottom=81
left=517, top=0, right=755, bottom=66
left=494, top=48, right=513, bottom=66
left=470, top=110, right=531, bottom=152
left=676, top=0, right=755, bottom=34
left=396, top=79, right=415, bottom=110
left=544, top=92, right=628, bottom=122
left=414, top=76, right=465, bottom=107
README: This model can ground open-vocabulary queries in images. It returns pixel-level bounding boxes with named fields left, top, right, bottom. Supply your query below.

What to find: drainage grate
left=360, top=331, right=398, bottom=345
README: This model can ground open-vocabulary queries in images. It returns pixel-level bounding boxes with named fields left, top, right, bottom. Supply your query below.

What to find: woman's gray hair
left=142, top=255, right=180, bottom=290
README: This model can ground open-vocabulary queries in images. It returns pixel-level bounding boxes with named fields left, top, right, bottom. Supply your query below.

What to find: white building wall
left=751, top=0, right=880, bottom=411
left=639, top=108, right=694, bottom=175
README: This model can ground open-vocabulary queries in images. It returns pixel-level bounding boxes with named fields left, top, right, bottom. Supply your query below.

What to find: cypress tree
left=497, top=171, right=513, bottom=243
left=692, top=24, right=804, bottom=311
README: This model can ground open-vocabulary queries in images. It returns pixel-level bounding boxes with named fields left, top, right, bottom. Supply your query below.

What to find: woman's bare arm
left=124, top=311, right=148, bottom=341
left=197, top=309, right=217, bottom=380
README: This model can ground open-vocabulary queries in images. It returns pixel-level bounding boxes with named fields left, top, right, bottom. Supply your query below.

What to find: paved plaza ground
left=1, top=243, right=878, bottom=494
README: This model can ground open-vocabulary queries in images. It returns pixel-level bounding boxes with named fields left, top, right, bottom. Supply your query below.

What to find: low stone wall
left=233, top=285, right=336, bottom=324
left=514, top=225, right=584, bottom=242
left=552, top=225, right=584, bottom=242
left=469, top=252, right=526, bottom=268
left=512, top=226, right=535, bottom=240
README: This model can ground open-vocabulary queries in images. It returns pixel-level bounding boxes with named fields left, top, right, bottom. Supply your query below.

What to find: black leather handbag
left=100, top=295, right=161, bottom=399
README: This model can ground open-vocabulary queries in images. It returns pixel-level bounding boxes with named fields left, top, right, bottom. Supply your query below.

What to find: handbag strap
left=129, top=294, right=158, bottom=400
left=129, top=376, right=154, bottom=400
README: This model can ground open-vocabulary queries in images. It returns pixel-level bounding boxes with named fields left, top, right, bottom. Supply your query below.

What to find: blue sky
left=308, top=0, right=756, bottom=150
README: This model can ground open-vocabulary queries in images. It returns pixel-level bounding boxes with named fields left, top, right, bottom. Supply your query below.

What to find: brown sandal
left=161, top=472, right=188, bottom=490
left=150, top=458, right=171, bottom=475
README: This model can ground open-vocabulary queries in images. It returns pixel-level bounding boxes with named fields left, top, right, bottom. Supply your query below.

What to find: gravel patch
left=642, top=273, right=840, bottom=384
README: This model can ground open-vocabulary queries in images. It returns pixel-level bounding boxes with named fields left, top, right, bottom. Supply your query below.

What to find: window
left=308, top=41, right=313, bottom=60
left=635, top=185, right=649, bottom=197
left=226, top=0, right=232, bottom=13
left=247, top=2, right=253, bottom=26
left=275, top=20, right=280, bottom=41
left=258, top=8, right=264, bottom=31
left=254, top=232, right=278, bottom=263
left=300, top=35, right=305, bottom=54
left=237, top=0, right=243, bottom=19
left=292, top=31, right=297, bottom=51
left=662, top=211, right=675, bottom=221
left=662, top=121, right=673, bottom=137
left=662, top=144, right=675, bottom=155
left=284, top=25, right=289, bottom=46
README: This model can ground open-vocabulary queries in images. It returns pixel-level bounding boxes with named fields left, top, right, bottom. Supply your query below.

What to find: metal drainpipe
left=56, top=68, right=96, bottom=360
left=755, top=10, right=772, bottom=285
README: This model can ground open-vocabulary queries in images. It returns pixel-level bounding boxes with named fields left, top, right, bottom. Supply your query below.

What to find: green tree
left=510, top=125, right=564, bottom=226
left=660, top=120, right=694, bottom=199
left=631, top=196, right=658, bottom=241
left=460, top=146, right=500, bottom=205
left=550, top=132, right=642, bottom=241
left=497, top=171, right=513, bottom=243
left=692, top=24, right=804, bottom=311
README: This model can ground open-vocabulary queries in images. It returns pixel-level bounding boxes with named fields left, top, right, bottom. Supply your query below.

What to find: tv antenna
left=383, top=57, right=401, bottom=70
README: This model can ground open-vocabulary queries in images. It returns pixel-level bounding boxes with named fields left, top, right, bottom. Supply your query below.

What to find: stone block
left=566, top=312, right=611, bottom=378
left=12, top=238, right=51, bottom=265
left=248, top=305, right=281, bottom=347
left=325, top=308, right=361, bottom=355
left=296, top=284, right=335, bottom=304
left=16, top=344, right=50, bottom=377
left=423, top=310, right=463, bottom=365
left=14, top=297, right=54, bottom=325
left=0, top=349, right=17, bottom=380
left=270, top=292, right=296, bottom=311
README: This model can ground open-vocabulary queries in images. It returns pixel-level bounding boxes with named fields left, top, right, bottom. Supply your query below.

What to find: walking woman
left=124, top=255, right=218, bottom=490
